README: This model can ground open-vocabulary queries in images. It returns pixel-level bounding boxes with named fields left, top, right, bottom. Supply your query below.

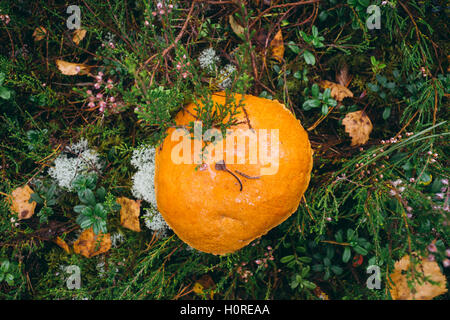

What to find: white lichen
left=130, top=145, right=171, bottom=236
left=130, top=146, right=157, bottom=206
left=198, top=47, right=220, bottom=71
left=219, top=64, right=237, bottom=88
left=48, top=139, right=102, bottom=190
left=142, top=208, right=170, bottom=237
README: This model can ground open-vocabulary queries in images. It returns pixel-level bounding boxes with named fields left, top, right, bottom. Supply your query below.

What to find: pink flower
left=96, top=93, right=103, bottom=99
left=109, top=96, right=115, bottom=103
left=428, top=254, right=435, bottom=262
left=94, top=83, right=101, bottom=89
left=443, top=259, right=450, bottom=268
left=427, top=243, right=437, bottom=253
left=157, top=2, right=163, bottom=9
left=182, top=72, right=188, bottom=79
left=255, top=259, right=262, bottom=265
left=446, top=249, right=450, bottom=257
left=86, top=90, right=92, bottom=95
left=88, top=102, right=95, bottom=108
left=144, top=20, right=150, bottom=26
left=159, top=9, right=165, bottom=15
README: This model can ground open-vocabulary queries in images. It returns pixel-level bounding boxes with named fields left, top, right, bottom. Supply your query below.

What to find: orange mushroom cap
left=154, top=92, right=313, bottom=254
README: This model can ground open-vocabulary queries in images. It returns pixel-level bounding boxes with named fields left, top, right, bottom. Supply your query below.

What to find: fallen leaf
left=336, top=63, right=351, bottom=87
left=313, top=286, right=329, bottom=300
left=388, top=254, right=447, bottom=300
left=32, top=26, right=47, bottom=41
left=55, top=59, right=91, bottom=76
left=9, top=185, right=37, bottom=220
left=72, top=28, right=87, bottom=45
left=73, top=228, right=111, bottom=258
left=270, top=30, right=284, bottom=63
left=342, top=110, right=373, bottom=146
left=54, top=236, right=71, bottom=254
left=320, top=80, right=353, bottom=101
left=193, top=275, right=215, bottom=299
left=117, top=197, right=141, bottom=232
left=229, top=15, right=245, bottom=38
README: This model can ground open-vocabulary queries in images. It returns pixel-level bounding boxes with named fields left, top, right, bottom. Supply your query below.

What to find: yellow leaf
left=341, top=110, right=373, bottom=146
left=320, top=80, right=353, bottom=102
left=193, top=275, right=215, bottom=299
left=117, top=197, right=141, bottom=232
left=8, top=185, right=37, bottom=220
left=55, top=59, right=91, bottom=76
left=270, top=30, right=284, bottom=64
left=72, top=29, right=87, bottom=45
left=54, top=236, right=71, bottom=254
left=32, top=26, right=47, bottom=41
left=229, top=15, right=245, bottom=37
left=192, top=282, right=204, bottom=295
left=388, top=255, right=447, bottom=300
left=73, top=228, right=111, bottom=258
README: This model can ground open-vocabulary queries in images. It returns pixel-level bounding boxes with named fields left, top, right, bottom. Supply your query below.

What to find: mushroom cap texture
left=155, top=92, right=313, bottom=255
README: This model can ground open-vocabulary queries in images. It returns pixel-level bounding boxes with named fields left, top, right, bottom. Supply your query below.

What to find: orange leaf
left=54, top=237, right=71, bottom=254
left=117, top=197, right=141, bottom=232
left=72, top=29, right=87, bottom=45
left=8, top=185, right=37, bottom=220
left=270, top=30, right=284, bottom=64
left=341, top=110, right=373, bottom=146
left=73, top=228, right=111, bottom=258
left=320, top=80, right=353, bottom=102
left=32, top=26, right=47, bottom=41
left=388, top=255, right=447, bottom=300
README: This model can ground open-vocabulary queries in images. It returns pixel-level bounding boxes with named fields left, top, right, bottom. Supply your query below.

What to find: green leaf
left=303, top=99, right=321, bottom=110
left=331, top=265, right=343, bottom=275
left=280, top=255, right=295, bottom=263
left=287, top=41, right=301, bottom=54
left=311, top=84, right=319, bottom=98
left=303, top=50, right=316, bottom=65
left=1, top=260, right=10, bottom=272
left=0, top=86, right=11, bottom=100
left=353, top=245, right=368, bottom=255
left=343, top=247, right=352, bottom=263
left=5, top=273, right=14, bottom=285
left=83, top=189, right=96, bottom=206
left=382, top=107, right=391, bottom=120
left=0, top=73, right=5, bottom=85
left=358, top=0, right=370, bottom=7
left=74, top=205, right=87, bottom=214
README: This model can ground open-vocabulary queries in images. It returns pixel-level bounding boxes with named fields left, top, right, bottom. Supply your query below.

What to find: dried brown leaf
left=270, top=30, right=284, bottom=63
left=342, top=110, right=373, bottom=146
left=9, top=185, right=37, bottom=220
left=336, top=63, right=351, bottom=87
left=72, top=28, right=87, bottom=45
left=229, top=15, right=245, bottom=37
left=117, top=197, right=141, bottom=232
left=73, top=228, right=111, bottom=258
left=32, top=26, right=47, bottom=41
left=320, top=80, right=353, bottom=102
left=55, top=59, right=91, bottom=76
left=388, top=255, right=448, bottom=300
